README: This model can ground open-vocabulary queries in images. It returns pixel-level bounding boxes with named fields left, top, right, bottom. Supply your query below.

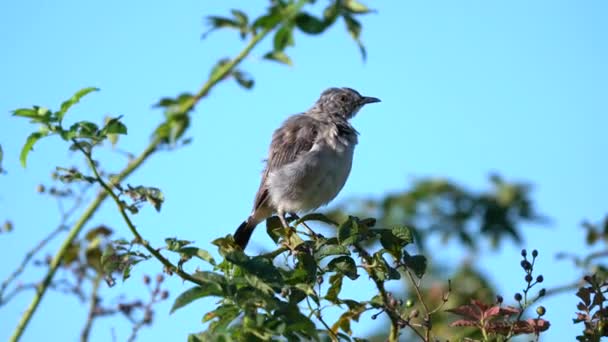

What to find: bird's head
left=312, top=87, right=380, bottom=119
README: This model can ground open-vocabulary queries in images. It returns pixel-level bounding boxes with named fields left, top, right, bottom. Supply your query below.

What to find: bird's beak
left=361, top=96, right=381, bottom=105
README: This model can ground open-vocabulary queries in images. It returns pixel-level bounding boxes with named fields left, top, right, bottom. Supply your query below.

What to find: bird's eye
left=339, top=95, right=347, bottom=102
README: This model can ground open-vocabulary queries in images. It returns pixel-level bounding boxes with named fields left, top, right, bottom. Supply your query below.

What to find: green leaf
left=379, top=230, right=402, bottom=259
left=230, top=9, right=249, bottom=38
left=57, top=87, right=99, bottom=122
left=232, top=70, right=254, bottom=89
left=101, top=117, right=128, bottom=135
left=325, top=273, right=343, bottom=302
left=372, top=252, right=401, bottom=281
left=203, top=16, right=241, bottom=38
left=244, top=274, right=275, bottom=295
left=343, top=14, right=367, bottom=60
left=165, top=238, right=193, bottom=251
left=20, top=132, right=47, bottom=168
left=404, top=253, right=427, bottom=278
left=279, top=307, right=318, bottom=336
left=171, top=284, right=224, bottom=313
left=227, top=252, right=282, bottom=285
left=265, top=216, right=284, bottom=243
left=192, top=271, right=227, bottom=286
left=64, top=121, right=99, bottom=140
left=315, top=244, right=350, bottom=260
left=392, top=226, right=413, bottom=244
left=263, top=51, right=293, bottom=66
left=203, top=304, right=240, bottom=331
left=343, top=0, right=374, bottom=14
left=295, top=12, right=327, bottom=34
left=323, top=3, right=340, bottom=24
left=273, top=25, right=295, bottom=51
left=126, top=185, right=165, bottom=211
left=231, top=9, right=248, bottom=25
left=12, top=107, right=53, bottom=122
left=328, top=255, right=358, bottom=280
left=338, top=216, right=361, bottom=245
left=295, top=213, right=338, bottom=226
left=179, top=247, right=216, bottom=265
left=295, top=253, right=317, bottom=284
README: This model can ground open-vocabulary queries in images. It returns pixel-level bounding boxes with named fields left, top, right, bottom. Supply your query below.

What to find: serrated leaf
left=171, top=284, right=224, bottom=313
left=328, top=256, right=358, bottom=280
left=263, top=51, right=293, bottom=66
left=20, top=132, right=47, bottom=168
left=57, top=87, right=99, bottom=122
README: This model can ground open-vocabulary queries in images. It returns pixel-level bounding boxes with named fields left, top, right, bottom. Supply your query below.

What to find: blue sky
left=1, top=0, right=607, bottom=341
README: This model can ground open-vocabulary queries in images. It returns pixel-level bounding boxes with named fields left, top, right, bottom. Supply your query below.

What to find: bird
left=233, top=87, right=381, bottom=249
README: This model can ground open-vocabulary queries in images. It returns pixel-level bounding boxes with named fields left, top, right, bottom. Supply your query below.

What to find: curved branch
left=7, top=1, right=309, bottom=336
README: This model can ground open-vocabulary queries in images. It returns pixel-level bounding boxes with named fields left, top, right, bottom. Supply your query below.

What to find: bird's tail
left=234, top=217, right=257, bottom=249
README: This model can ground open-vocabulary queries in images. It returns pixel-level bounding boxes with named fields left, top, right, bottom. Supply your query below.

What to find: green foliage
left=12, top=87, right=127, bottom=167
left=167, top=214, right=422, bottom=341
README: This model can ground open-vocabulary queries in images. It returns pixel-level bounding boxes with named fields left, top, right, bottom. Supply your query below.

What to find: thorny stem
left=7, top=2, right=309, bottom=337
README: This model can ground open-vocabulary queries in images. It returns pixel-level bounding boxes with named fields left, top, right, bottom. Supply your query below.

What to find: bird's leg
left=289, top=213, right=324, bottom=239
left=277, top=209, right=298, bottom=253
left=278, top=209, right=291, bottom=229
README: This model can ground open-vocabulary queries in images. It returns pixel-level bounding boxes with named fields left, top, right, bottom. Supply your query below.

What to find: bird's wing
left=253, top=114, right=319, bottom=210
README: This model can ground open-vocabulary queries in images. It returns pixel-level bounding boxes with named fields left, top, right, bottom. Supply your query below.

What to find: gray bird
left=234, top=87, right=380, bottom=248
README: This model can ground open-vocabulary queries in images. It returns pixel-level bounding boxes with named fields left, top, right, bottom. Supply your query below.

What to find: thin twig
left=406, top=269, right=431, bottom=340
left=75, top=141, right=204, bottom=286
left=80, top=274, right=103, bottom=342
left=0, top=187, right=88, bottom=305
left=352, top=243, right=417, bottom=342
left=9, top=2, right=308, bottom=340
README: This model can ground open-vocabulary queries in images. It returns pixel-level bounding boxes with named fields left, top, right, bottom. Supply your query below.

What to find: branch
left=0, top=224, right=65, bottom=306
left=1, top=187, right=87, bottom=306
left=406, top=269, right=432, bottom=341
left=8, top=5, right=297, bottom=336
left=75, top=141, right=204, bottom=286
left=80, top=274, right=102, bottom=342
left=352, top=243, right=421, bottom=342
